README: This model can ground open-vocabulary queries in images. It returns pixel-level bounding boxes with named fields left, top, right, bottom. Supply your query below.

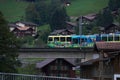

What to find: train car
left=71, top=35, right=98, bottom=48
left=47, top=35, right=72, bottom=48
left=47, top=34, right=99, bottom=48
left=100, top=33, right=120, bottom=42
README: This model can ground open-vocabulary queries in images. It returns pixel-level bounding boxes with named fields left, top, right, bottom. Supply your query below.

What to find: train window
left=102, top=36, right=107, bottom=41
left=54, top=37, right=59, bottom=41
left=60, top=37, right=65, bottom=42
left=115, top=36, right=119, bottom=41
left=108, top=36, right=113, bottom=41
left=48, top=37, right=53, bottom=41
left=81, top=38, right=85, bottom=42
left=73, top=38, right=79, bottom=44
left=67, top=37, right=71, bottom=42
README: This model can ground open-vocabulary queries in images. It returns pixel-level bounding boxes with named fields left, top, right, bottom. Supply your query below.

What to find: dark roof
left=15, top=21, right=38, bottom=26
left=66, top=22, right=77, bottom=27
left=82, top=13, right=97, bottom=21
left=105, top=23, right=119, bottom=30
left=76, top=13, right=97, bottom=21
left=50, top=29, right=74, bottom=35
left=36, top=58, right=76, bottom=69
left=8, top=23, right=19, bottom=27
left=80, top=58, right=99, bottom=66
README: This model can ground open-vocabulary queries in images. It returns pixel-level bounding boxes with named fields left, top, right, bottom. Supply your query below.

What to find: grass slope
left=0, top=0, right=109, bottom=22
left=0, top=0, right=29, bottom=22
left=66, top=0, right=109, bottom=16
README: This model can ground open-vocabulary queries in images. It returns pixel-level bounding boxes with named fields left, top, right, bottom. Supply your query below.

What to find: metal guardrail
left=0, top=72, right=80, bottom=80
left=114, top=74, right=120, bottom=80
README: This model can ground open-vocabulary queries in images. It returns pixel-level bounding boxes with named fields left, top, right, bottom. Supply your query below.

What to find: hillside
left=0, top=0, right=109, bottom=22
left=0, top=0, right=29, bottom=22
left=66, top=0, right=109, bottom=16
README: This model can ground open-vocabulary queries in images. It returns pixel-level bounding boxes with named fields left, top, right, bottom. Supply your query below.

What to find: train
left=47, top=33, right=120, bottom=48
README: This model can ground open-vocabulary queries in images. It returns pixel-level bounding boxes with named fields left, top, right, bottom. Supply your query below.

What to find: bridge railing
left=0, top=72, right=80, bottom=80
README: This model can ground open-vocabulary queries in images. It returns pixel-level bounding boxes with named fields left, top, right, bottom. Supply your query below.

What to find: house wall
left=41, top=59, right=76, bottom=78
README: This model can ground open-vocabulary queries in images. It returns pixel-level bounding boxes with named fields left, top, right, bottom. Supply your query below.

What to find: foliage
left=49, top=0, right=69, bottom=31
left=18, top=36, right=35, bottom=48
left=17, top=63, right=37, bottom=74
left=96, top=8, right=113, bottom=28
left=35, top=24, right=51, bottom=47
left=0, top=12, right=21, bottom=73
left=116, top=9, right=120, bottom=26
left=25, top=1, right=50, bottom=25
left=108, top=0, right=120, bottom=11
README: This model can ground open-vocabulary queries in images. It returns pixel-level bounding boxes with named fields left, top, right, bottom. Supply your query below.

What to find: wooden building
left=76, top=13, right=97, bottom=25
left=66, top=21, right=77, bottom=30
left=80, top=42, right=120, bottom=80
left=100, top=23, right=120, bottom=34
left=50, top=29, right=75, bottom=35
left=9, top=21, right=37, bottom=37
left=36, top=58, right=76, bottom=78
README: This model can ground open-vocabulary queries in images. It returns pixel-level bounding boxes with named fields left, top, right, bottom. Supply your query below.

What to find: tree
left=35, top=1, right=50, bottom=25
left=25, top=1, right=50, bottom=25
left=96, top=8, right=113, bottom=28
left=0, top=12, right=20, bottom=73
left=49, top=0, right=69, bottom=31
left=25, top=3, right=41, bottom=25
left=116, top=9, right=120, bottom=26
left=108, top=0, right=120, bottom=11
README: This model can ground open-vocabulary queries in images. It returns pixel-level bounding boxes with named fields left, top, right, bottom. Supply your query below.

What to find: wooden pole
left=99, top=50, right=104, bottom=80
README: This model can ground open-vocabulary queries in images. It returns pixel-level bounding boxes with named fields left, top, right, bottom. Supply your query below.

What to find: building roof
left=80, top=58, right=99, bottom=66
left=82, top=13, right=97, bottom=21
left=16, top=26, right=30, bottom=31
left=105, top=23, right=119, bottom=30
left=36, top=58, right=76, bottom=69
left=95, top=42, right=120, bottom=51
left=8, top=23, right=19, bottom=27
left=15, top=21, right=38, bottom=26
left=66, top=21, right=77, bottom=27
left=50, top=29, right=74, bottom=35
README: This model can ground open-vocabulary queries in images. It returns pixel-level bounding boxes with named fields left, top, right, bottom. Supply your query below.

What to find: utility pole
left=79, top=16, right=82, bottom=35
left=99, top=50, right=104, bottom=80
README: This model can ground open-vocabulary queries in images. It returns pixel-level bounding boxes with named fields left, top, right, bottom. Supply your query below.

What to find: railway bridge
left=18, top=48, right=97, bottom=59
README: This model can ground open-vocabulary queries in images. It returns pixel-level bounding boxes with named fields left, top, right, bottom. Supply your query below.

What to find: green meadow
left=66, top=0, right=109, bottom=16
left=0, top=0, right=109, bottom=22
left=0, top=0, right=29, bottom=22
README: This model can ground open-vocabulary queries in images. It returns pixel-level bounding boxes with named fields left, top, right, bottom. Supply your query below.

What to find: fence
left=0, top=72, right=80, bottom=80
left=114, top=74, right=120, bottom=80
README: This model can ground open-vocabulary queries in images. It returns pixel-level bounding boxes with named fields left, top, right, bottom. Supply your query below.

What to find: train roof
left=48, top=35, right=71, bottom=37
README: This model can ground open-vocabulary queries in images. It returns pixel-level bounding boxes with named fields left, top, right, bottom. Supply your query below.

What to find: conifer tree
left=96, top=8, right=113, bottom=28
left=0, top=12, right=20, bottom=73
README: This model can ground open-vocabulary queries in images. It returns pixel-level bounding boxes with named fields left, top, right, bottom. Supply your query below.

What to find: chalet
left=8, top=21, right=37, bottom=37
left=50, top=29, right=75, bottom=35
left=66, top=21, right=77, bottom=30
left=76, top=13, right=97, bottom=25
left=99, top=23, right=120, bottom=33
left=36, top=58, right=76, bottom=78
left=80, top=42, right=120, bottom=80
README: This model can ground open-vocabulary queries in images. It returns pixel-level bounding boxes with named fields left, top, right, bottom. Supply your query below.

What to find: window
left=102, top=36, right=107, bottom=41
left=54, top=37, right=59, bottom=41
left=108, top=36, right=113, bottom=41
left=48, top=37, right=53, bottom=41
left=115, top=36, right=119, bottom=41
left=60, top=37, right=65, bottom=42
left=50, top=66, right=57, bottom=70
left=73, top=38, right=79, bottom=44
left=67, top=37, right=71, bottom=42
